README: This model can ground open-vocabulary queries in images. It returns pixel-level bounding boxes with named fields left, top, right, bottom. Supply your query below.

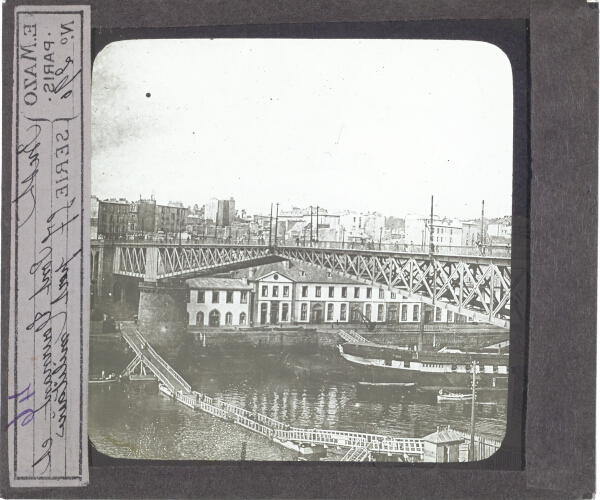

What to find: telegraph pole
left=469, top=360, right=478, bottom=461
left=418, top=304, right=425, bottom=352
left=274, top=203, right=279, bottom=247
left=269, top=203, right=273, bottom=247
left=179, top=209, right=182, bottom=246
left=429, top=195, right=434, bottom=256
left=481, top=200, right=485, bottom=255
left=310, top=206, right=313, bottom=246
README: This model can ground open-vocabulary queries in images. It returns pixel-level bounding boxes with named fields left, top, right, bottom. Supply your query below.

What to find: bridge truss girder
left=112, top=244, right=512, bottom=327
left=275, top=247, right=511, bottom=328
left=113, top=244, right=284, bottom=281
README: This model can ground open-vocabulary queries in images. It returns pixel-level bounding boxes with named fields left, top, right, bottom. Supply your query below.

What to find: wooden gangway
left=176, top=390, right=425, bottom=457
left=337, top=329, right=370, bottom=344
left=120, top=325, right=424, bottom=458
left=341, top=442, right=372, bottom=462
left=121, top=327, right=191, bottom=395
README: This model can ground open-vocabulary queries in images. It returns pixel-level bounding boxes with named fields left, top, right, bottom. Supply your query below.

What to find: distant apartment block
left=204, top=197, right=236, bottom=226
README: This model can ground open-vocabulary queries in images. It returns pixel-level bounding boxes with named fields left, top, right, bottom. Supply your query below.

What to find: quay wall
left=189, top=324, right=508, bottom=352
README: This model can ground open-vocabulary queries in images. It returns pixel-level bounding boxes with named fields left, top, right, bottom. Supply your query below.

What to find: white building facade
left=405, top=215, right=463, bottom=248
left=186, top=277, right=253, bottom=327
left=338, top=211, right=386, bottom=242
left=240, top=262, right=460, bottom=326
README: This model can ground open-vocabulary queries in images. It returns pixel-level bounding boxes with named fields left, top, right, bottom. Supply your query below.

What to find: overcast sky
left=92, top=38, right=513, bottom=219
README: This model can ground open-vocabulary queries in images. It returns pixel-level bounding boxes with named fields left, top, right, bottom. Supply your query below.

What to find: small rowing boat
left=437, top=390, right=472, bottom=402
left=128, top=374, right=158, bottom=382
left=357, top=382, right=417, bottom=394
left=89, top=373, right=119, bottom=384
left=159, top=383, right=174, bottom=397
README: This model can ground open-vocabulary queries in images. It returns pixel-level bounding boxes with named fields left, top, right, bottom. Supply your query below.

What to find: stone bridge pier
left=137, top=281, right=190, bottom=346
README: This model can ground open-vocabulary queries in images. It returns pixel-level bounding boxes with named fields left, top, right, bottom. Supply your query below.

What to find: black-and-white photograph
left=88, top=38, right=514, bottom=463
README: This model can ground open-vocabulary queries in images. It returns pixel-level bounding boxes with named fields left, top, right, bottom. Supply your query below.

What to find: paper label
left=9, top=5, right=90, bottom=487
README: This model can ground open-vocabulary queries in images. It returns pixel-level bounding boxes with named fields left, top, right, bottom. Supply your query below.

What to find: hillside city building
left=93, top=194, right=509, bottom=253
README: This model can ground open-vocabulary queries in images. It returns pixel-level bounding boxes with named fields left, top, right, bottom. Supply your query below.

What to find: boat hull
left=89, top=378, right=118, bottom=384
left=339, top=344, right=508, bottom=388
left=128, top=374, right=158, bottom=382
left=159, top=384, right=174, bottom=397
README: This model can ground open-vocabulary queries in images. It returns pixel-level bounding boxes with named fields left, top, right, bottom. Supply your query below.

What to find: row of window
left=295, top=304, right=452, bottom=322
left=100, top=204, right=128, bottom=213
left=421, top=363, right=505, bottom=373
left=100, top=214, right=128, bottom=223
left=293, top=303, right=421, bottom=322
left=262, top=285, right=290, bottom=297
left=191, top=290, right=248, bottom=304
left=260, top=302, right=290, bottom=322
left=261, top=285, right=397, bottom=300
left=99, top=225, right=126, bottom=234
left=192, top=290, right=454, bottom=322
left=434, top=227, right=455, bottom=234
left=195, top=310, right=246, bottom=325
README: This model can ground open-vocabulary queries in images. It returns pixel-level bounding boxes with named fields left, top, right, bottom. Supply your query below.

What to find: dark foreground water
left=89, top=345, right=507, bottom=461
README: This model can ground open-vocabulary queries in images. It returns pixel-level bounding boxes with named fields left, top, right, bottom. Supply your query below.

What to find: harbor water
left=89, top=341, right=508, bottom=461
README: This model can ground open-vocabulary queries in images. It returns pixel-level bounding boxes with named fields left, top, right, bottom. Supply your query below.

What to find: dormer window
left=327, top=271, right=332, bottom=278
left=300, top=271, right=306, bottom=277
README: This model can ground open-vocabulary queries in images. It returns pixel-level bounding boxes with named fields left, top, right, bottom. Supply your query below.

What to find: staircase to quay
left=119, top=324, right=503, bottom=461
left=120, top=324, right=425, bottom=460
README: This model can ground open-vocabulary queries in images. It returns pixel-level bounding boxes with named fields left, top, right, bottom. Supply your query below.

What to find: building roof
left=186, top=277, right=253, bottom=290
left=100, top=198, right=130, bottom=205
left=235, top=261, right=359, bottom=285
left=422, top=429, right=466, bottom=445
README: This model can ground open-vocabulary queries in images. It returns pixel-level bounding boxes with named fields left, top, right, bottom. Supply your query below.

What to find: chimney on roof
left=282, top=260, right=290, bottom=270
left=242, top=277, right=248, bottom=285
left=249, top=267, right=255, bottom=278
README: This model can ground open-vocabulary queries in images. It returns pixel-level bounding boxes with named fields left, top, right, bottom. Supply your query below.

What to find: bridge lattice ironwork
left=112, top=243, right=511, bottom=327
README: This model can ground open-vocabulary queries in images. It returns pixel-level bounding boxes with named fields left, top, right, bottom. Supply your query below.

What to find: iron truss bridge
left=112, top=243, right=512, bottom=328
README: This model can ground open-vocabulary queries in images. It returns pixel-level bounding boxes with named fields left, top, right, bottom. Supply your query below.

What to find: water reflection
left=89, top=347, right=508, bottom=461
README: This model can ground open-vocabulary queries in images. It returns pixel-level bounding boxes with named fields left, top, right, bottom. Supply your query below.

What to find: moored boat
left=158, top=383, right=174, bottom=397
left=89, top=372, right=120, bottom=384
left=338, top=342, right=509, bottom=388
left=437, top=390, right=473, bottom=402
left=357, top=381, right=417, bottom=395
left=128, top=374, right=158, bottom=382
